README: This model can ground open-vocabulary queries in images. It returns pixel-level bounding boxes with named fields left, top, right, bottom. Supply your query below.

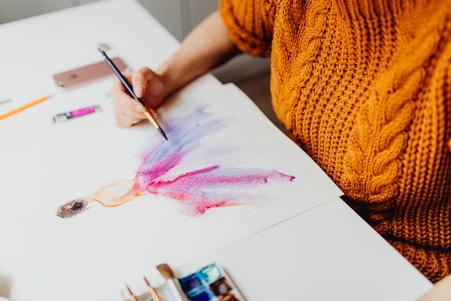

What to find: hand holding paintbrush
left=98, top=48, right=168, bottom=140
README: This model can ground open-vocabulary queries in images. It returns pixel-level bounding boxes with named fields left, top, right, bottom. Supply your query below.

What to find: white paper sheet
left=0, top=80, right=342, bottom=301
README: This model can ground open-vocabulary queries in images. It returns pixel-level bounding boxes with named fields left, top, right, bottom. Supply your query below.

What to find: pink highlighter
left=53, top=105, right=101, bottom=122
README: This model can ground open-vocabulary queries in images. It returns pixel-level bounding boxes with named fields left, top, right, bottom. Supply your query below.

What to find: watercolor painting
left=57, top=107, right=295, bottom=218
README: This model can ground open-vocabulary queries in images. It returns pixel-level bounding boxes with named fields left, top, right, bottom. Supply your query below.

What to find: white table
left=0, top=1, right=432, bottom=300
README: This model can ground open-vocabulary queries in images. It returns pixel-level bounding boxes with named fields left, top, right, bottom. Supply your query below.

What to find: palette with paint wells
left=124, top=263, right=244, bottom=301
left=178, top=263, right=245, bottom=301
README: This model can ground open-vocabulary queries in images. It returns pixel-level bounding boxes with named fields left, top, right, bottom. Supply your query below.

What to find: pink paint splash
left=126, top=107, right=295, bottom=216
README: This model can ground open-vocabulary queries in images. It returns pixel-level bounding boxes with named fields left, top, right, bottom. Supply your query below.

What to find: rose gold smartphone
left=52, top=57, right=128, bottom=89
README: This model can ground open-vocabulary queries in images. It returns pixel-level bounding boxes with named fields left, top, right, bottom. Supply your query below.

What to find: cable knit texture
left=220, top=0, right=451, bottom=282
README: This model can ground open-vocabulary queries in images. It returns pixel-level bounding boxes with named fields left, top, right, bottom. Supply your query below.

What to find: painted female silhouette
left=57, top=107, right=295, bottom=218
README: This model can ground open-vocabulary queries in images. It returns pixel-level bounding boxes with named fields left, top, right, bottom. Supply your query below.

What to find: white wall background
left=0, top=0, right=270, bottom=82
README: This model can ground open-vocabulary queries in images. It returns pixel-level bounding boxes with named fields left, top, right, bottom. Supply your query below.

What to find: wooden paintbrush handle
left=168, top=279, right=189, bottom=301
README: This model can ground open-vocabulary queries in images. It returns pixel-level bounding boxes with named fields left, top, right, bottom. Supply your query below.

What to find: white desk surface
left=0, top=1, right=432, bottom=300
left=180, top=196, right=424, bottom=301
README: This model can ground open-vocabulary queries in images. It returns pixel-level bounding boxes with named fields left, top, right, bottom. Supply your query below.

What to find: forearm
left=157, top=11, right=239, bottom=96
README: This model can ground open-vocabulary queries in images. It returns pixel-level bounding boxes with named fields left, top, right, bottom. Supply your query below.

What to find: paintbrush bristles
left=144, top=276, right=163, bottom=301
left=156, top=263, right=174, bottom=279
left=126, top=284, right=133, bottom=295
left=125, top=284, right=138, bottom=301
left=143, top=276, right=151, bottom=287
left=120, top=289, right=129, bottom=301
left=156, top=263, right=188, bottom=301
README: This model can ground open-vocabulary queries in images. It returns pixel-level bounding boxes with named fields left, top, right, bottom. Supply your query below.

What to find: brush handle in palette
left=167, top=278, right=189, bottom=301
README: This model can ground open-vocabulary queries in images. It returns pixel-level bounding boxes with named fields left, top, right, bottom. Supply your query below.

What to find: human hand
left=416, top=274, right=451, bottom=300
left=112, top=67, right=167, bottom=128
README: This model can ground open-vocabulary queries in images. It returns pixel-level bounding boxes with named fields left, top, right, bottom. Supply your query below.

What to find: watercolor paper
left=0, top=82, right=342, bottom=301
left=56, top=106, right=295, bottom=219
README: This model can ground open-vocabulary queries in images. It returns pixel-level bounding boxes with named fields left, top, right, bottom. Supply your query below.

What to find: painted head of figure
left=56, top=179, right=145, bottom=218
left=57, top=198, right=89, bottom=218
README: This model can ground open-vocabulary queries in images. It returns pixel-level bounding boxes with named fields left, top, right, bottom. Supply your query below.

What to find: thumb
left=131, top=67, right=156, bottom=98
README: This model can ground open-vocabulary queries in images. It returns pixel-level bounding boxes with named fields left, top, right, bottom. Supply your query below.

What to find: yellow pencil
left=0, top=95, right=51, bottom=120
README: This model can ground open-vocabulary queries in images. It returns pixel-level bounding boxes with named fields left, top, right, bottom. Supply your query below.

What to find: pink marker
left=53, top=105, right=101, bottom=122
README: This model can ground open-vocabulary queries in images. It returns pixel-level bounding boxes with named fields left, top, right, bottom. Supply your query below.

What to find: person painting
left=111, top=0, right=451, bottom=298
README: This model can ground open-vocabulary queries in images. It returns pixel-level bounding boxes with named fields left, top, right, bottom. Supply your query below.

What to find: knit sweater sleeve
left=219, top=0, right=276, bottom=57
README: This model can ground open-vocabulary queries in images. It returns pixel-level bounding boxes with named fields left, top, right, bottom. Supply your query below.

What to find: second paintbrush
left=98, top=48, right=168, bottom=140
left=144, top=276, right=162, bottom=301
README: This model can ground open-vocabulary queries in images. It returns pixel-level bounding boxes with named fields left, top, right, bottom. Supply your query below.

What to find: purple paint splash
left=128, top=107, right=295, bottom=216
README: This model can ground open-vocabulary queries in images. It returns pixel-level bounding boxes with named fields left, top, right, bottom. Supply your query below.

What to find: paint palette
left=178, top=263, right=245, bottom=301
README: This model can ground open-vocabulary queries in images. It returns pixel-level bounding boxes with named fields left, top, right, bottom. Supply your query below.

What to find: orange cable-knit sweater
left=219, top=0, right=451, bottom=282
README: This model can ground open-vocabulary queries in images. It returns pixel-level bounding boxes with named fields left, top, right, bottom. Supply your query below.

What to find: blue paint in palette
left=189, top=290, right=214, bottom=301
left=179, top=273, right=214, bottom=301
left=178, top=263, right=243, bottom=301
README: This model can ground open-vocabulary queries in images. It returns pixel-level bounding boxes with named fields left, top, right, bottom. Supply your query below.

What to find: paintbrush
left=0, top=98, right=11, bottom=105
left=98, top=48, right=168, bottom=141
left=125, top=284, right=139, bottom=301
left=143, top=276, right=162, bottom=301
left=121, top=289, right=130, bottom=301
left=157, top=263, right=189, bottom=301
